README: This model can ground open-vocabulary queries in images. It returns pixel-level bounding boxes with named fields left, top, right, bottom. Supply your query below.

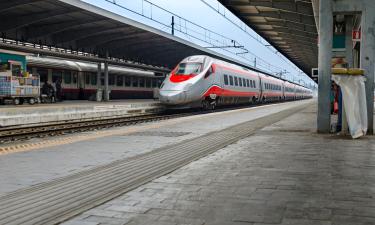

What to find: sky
left=84, top=0, right=316, bottom=88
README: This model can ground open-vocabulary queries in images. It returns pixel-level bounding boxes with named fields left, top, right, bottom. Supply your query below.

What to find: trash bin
left=331, top=68, right=367, bottom=138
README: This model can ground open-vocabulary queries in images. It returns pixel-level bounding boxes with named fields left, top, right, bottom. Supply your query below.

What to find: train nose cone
left=159, top=90, right=187, bottom=104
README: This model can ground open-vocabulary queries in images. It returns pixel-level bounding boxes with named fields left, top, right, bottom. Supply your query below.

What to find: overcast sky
left=84, top=0, right=316, bottom=88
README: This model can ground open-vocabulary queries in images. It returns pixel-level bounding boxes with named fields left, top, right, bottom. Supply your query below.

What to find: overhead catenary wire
left=199, top=0, right=315, bottom=85
left=103, top=0, right=287, bottom=76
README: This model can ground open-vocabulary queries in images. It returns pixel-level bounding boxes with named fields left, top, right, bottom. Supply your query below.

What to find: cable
left=200, top=0, right=316, bottom=85
left=103, top=0, right=287, bottom=76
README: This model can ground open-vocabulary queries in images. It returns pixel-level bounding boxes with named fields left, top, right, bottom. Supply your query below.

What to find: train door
left=258, top=73, right=264, bottom=101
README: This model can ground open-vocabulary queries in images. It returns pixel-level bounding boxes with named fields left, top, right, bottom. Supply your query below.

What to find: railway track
left=0, top=103, right=267, bottom=143
left=0, top=111, right=196, bottom=143
left=0, top=103, right=308, bottom=225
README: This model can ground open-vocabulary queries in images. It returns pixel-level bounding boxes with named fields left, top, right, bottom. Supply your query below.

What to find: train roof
left=27, top=56, right=156, bottom=77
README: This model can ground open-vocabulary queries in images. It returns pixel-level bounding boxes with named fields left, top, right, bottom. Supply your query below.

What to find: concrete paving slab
left=62, top=102, right=375, bottom=225
left=0, top=100, right=310, bottom=195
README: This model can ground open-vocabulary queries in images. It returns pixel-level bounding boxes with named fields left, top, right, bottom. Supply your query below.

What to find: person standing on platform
left=56, top=78, right=62, bottom=101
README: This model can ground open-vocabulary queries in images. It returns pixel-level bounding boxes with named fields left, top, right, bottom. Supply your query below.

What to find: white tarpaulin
left=332, top=75, right=367, bottom=138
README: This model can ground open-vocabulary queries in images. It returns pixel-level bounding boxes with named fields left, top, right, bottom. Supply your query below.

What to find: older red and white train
left=159, top=55, right=312, bottom=109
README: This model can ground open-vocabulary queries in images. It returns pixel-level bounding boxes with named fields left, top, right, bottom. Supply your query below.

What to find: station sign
left=352, top=30, right=361, bottom=42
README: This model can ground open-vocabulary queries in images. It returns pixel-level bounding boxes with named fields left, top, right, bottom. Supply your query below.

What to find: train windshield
left=175, top=63, right=202, bottom=75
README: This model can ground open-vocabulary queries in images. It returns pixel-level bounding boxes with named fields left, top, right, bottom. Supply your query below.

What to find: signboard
left=352, top=30, right=361, bottom=42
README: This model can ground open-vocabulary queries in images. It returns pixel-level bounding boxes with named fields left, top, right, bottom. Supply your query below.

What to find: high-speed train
left=159, top=55, right=312, bottom=109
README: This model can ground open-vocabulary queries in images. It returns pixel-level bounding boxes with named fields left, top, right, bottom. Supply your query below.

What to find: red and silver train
left=159, top=55, right=313, bottom=109
left=26, top=56, right=165, bottom=100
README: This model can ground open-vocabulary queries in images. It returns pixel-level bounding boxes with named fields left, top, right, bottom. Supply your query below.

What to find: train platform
left=0, top=99, right=163, bottom=128
left=1, top=100, right=375, bottom=225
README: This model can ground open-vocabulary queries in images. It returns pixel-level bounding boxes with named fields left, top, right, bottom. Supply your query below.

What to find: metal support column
left=104, top=61, right=109, bottom=101
left=97, top=63, right=101, bottom=89
left=96, top=62, right=102, bottom=101
left=360, top=3, right=375, bottom=134
left=317, top=0, right=333, bottom=133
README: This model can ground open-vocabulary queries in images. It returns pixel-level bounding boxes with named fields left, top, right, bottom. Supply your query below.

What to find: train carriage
left=284, top=81, right=296, bottom=101
left=27, top=56, right=165, bottom=100
left=159, top=55, right=313, bottom=109
left=259, top=74, right=284, bottom=102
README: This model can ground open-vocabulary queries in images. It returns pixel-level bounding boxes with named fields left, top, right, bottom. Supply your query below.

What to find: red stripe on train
left=203, top=86, right=259, bottom=97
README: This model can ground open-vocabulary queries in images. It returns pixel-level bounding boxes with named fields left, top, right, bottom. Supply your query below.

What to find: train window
left=63, top=71, right=71, bottom=84
left=52, top=70, right=63, bottom=83
left=116, top=75, right=124, bottom=86
left=132, top=77, right=138, bottom=87
left=246, top=79, right=250, bottom=88
left=37, top=68, right=48, bottom=83
left=146, top=78, right=152, bottom=88
left=204, top=66, right=214, bottom=78
left=125, top=76, right=131, bottom=87
left=239, top=77, right=242, bottom=86
left=176, top=63, right=202, bottom=75
left=72, top=72, right=77, bottom=84
left=243, top=78, right=246, bottom=87
left=139, top=77, right=145, bottom=87
left=152, top=79, right=158, bottom=88
left=91, top=74, right=97, bottom=86
left=234, top=77, right=238, bottom=86
left=224, top=74, right=228, bottom=85
left=229, top=76, right=233, bottom=85
left=85, top=73, right=90, bottom=85
left=109, top=74, right=115, bottom=86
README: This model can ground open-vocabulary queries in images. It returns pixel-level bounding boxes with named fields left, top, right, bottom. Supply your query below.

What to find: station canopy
left=0, top=0, right=263, bottom=72
left=218, top=0, right=318, bottom=76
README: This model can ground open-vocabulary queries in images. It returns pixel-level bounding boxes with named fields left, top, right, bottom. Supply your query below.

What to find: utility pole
left=171, top=16, right=175, bottom=35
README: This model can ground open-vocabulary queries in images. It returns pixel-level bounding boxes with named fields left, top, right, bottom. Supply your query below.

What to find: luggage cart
left=0, top=71, right=40, bottom=105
